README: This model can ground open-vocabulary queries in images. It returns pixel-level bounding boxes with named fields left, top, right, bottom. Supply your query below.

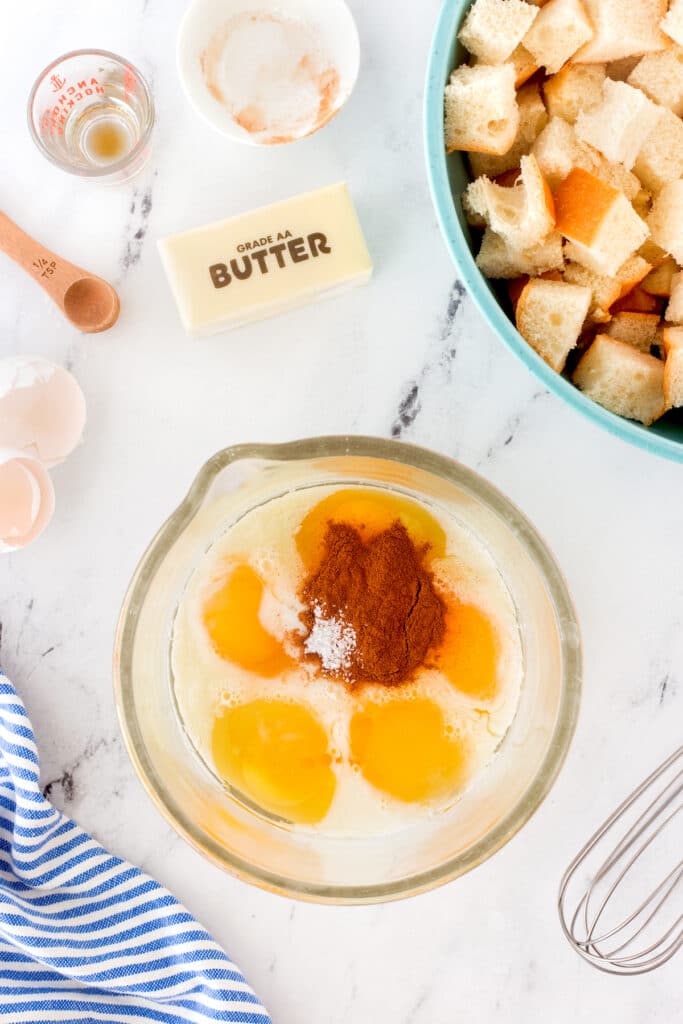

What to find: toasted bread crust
left=641, top=259, right=677, bottom=296
left=573, top=334, right=666, bottom=425
left=554, top=168, right=620, bottom=245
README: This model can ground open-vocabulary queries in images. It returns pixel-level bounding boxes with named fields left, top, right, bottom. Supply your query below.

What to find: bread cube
left=573, top=335, right=666, bottom=424
left=532, top=117, right=599, bottom=190
left=469, top=82, right=548, bottom=178
left=563, top=253, right=651, bottom=317
left=563, top=262, right=620, bottom=318
left=543, top=63, right=606, bottom=124
left=592, top=160, right=641, bottom=202
left=641, top=258, right=677, bottom=297
left=632, top=188, right=653, bottom=221
left=662, top=325, right=683, bottom=405
left=464, top=154, right=555, bottom=251
left=611, top=286, right=661, bottom=314
left=604, top=312, right=661, bottom=351
left=516, top=278, right=591, bottom=370
left=445, top=64, right=519, bottom=155
left=647, top=180, right=683, bottom=263
left=574, top=0, right=669, bottom=63
left=661, top=0, right=683, bottom=47
left=634, top=109, right=683, bottom=194
left=475, top=229, right=564, bottom=278
left=628, top=47, right=683, bottom=116
left=509, top=44, right=540, bottom=87
left=575, top=80, right=663, bottom=170
left=662, top=325, right=683, bottom=350
left=458, top=0, right=539, bottom=63
left=638, top=238, right=671, bottom=267
left=555, top=168, right=650, bottom=277
left=607, top=56, right=644, bottom=82
left=665, top=271, right=683, bottom=322
left=522, top=0, right=594, bottom=74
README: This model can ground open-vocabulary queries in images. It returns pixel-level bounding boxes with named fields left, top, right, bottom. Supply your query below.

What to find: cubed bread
left=662, top=325, right=683, bottom=351
left=661, top=324, right=683, bottom=405
left=476, top=228, right=564, bottom=278
left=445, top=64, right=519, bottom=155
left=638, top=238, right=671, bottom=267
left=647, top=179, right=683, bottom=263
left=532, top=116, right=599, bottom=189
left=573, top=334, right=666, bottom=424
left=575, top=79, right=663, bottom=169
left=555, top=168, right=650, bottom=277
left=464, top=154, right=555, bottom=251
left=574, top=0, right=669, bottom=63
left=592, top=159, right=641, bottom=202
left=474, top=44, right=540, bottom=87
left=563, top=260, right=620, bottom=317
left=543, top=63, right=606, bottom=124
left=628, top=47, right=683, bottom=116
left=632, top=188, right=653, bottom=220
left=661, top=0, right=683, bottom=47
left=665, top=270, right=683, bottom=321
left=610, top=256, right=653, bottom=297
left=641, top=258, right=677, bottom=296
left=469, top=82, right=548, bottom=178
left=563, top=253, right=651, bottom=315
left=509, top=44, right=540, bottom=87
left=458, top=0, right=539, bottom=63
left=462, top=189, right=487, bottom=228
left=611, top=285, right=661, bottom=314
left=604, top=311, right=661, bottom=351
left=522, top=0, right=594, bottom=74
left=634, top=109, right=683, bottom=193
left=508, top=268, right=563, bottom=313
left=607, top=56, right=644, bottom=82
left=516, top=278, right=592, bottom=370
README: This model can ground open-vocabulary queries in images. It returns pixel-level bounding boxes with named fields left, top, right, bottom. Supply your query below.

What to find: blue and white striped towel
left=0, top=670, right=271, bottom=1023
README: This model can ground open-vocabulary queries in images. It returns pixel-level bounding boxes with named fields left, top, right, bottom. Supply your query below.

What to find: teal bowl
left=424, top=0, right=683, bottom=462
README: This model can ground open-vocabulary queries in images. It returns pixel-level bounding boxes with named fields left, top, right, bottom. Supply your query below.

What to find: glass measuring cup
left=28, top=50, right=154, bottom=184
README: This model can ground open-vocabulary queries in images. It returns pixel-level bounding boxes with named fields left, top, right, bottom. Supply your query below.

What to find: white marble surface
left=1, top=1, right=682, bottom=1020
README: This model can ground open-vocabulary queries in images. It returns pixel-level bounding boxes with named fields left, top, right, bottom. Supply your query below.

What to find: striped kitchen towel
left=0, top=671, right=271, bottom=1023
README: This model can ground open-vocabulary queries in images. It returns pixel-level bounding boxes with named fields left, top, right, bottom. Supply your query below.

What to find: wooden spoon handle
left=0, top=210, right=85, bottom=306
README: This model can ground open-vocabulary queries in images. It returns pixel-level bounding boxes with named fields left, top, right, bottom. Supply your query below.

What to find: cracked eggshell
left=0, top=357, right=86, bottom=468
left=0, top=449, right=55, bottom=553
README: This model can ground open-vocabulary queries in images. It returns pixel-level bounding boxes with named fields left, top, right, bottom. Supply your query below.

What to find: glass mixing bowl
left=114, top=436, right=581, bottom=903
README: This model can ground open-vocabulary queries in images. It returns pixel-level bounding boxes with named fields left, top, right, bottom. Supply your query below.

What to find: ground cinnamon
left=298, top=520, right=446, bottom=685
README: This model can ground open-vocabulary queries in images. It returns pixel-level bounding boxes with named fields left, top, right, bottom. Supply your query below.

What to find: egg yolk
left=212, top=699, right=336, bottom=824
left=202, top=563, right=291, bottom=677
left=438, top=601, right=499, bottom=701
left=295, top=488, right=446, bottom=570
left=349, top=697, right=468, bottom=803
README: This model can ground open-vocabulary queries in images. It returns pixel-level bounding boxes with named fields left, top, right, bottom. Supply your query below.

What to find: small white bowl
left=177, top=0, right=360, bottom=145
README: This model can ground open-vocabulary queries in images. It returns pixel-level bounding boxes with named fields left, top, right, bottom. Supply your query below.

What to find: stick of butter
left=158, top=182, right=372, bottom=335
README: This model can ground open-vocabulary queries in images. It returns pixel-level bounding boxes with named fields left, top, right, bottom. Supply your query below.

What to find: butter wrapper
left=158, top=182, right=372, bottom=335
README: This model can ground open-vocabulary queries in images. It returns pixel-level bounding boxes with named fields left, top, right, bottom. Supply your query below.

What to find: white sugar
left=304, top=603, right=356, bottom=672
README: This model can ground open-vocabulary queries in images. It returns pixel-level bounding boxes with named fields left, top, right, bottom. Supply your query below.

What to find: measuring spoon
left=0, top=210, right=120, bottom=333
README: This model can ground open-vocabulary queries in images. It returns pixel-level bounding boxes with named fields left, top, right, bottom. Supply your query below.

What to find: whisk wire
left=584, top=804, right=682, bottom=950
left=558, top=745, right=683, bottom=975
left=593, top=770, right=683, bottom=881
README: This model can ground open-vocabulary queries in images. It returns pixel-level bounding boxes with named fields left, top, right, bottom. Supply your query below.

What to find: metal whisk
left=558, top=745, right=682, bottom=975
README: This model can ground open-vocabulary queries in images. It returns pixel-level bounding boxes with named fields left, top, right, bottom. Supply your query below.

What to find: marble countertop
left=2, top=1, right=682, bottom=1020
